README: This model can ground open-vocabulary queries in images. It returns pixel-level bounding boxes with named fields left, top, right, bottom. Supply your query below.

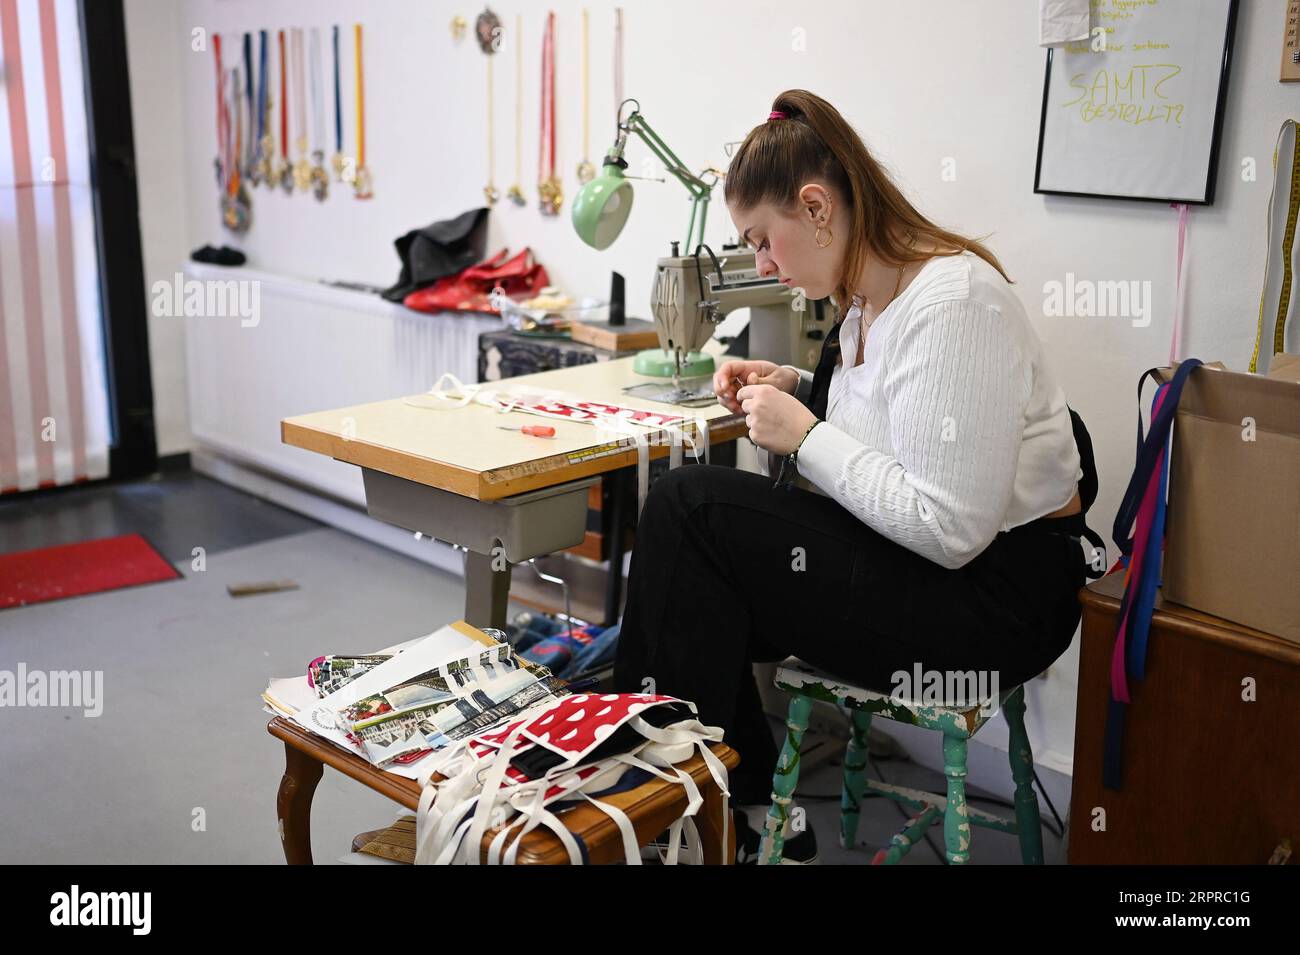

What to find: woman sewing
left=612, top=89, right=1097, bottom=863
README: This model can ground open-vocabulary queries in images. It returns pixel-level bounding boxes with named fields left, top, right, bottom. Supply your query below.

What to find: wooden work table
left=282, top=354, right=746, bottom=500
left=281, top=353, right=746, bottom=629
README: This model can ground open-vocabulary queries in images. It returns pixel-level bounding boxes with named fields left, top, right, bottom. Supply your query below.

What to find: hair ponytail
left=724, top=89, right=1011, bottom=312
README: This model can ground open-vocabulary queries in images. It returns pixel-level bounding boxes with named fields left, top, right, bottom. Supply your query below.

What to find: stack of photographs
left=265, top=622, right=572, bottom=778
left=340, top=646, right=568, bottom=767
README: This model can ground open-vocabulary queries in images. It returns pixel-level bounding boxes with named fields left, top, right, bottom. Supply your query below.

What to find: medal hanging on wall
left=352, top=23, right=373, bottom=199
left=242, top=33, right=259, bottom=187
left=308, top=27, right=329, bottom=200
left=613, top=7, right=624, bottom=123
left=223, top=62, right=251, bottom=233
left=235, top=58, right=253, bottom=226
left=277, top=29, right=293, bottom=194
left=291, top=29, right=312, bottom=192
left=254, top=30, right=273, bottom=187
left=576, top=8, right=594, bottom=184
left=212, top=33, right=226, bottom=190
left=477, top=7, right=501, bottom=206
left=506, top=13, right=525, bottom=206
left=537, top=11, right=561, bottom=215
left=331, top=24, right=348, bottom=182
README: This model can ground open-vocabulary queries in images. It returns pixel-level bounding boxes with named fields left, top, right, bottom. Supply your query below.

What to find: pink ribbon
left=1168, top=202, right=1188, bottom=365
left=1109, top=385, right=1169, bottom=703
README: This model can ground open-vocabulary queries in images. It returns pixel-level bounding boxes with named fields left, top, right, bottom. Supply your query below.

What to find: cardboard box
left=1161, top=355, right=1300, bottom=643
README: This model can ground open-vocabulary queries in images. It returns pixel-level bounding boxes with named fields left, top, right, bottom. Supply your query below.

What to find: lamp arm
left=625, top=112, right=713, bottom=199
left=623, top=111, right=716, bottom=249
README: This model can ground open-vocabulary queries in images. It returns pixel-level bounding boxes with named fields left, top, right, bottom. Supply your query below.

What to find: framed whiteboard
left=1034, top=0, right=1238, bottom=205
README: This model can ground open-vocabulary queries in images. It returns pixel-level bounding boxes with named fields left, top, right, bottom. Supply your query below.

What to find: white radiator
left=183, top=262, right=501, bottom=507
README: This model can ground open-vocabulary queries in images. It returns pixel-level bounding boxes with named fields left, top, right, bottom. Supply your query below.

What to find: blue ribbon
left=1102, top=358, right=1201, bottom=791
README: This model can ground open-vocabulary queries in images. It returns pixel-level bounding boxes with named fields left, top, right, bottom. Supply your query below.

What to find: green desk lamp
left=572, top=99, right=720, bottom=379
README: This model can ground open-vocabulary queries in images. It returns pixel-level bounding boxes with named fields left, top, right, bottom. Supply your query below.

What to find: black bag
left=1065, top=406, right=1108, bottom=578
left=381, top=207, right=490, bottom=302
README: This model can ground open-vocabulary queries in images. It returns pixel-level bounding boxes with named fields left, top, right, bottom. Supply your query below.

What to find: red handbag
left=403, top=248, right=550, bottom=315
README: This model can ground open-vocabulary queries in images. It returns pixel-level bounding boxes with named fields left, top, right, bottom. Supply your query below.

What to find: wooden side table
left=1069, top=572, right=1300, bottom=863
left=268, top=717, right=738, bottom=865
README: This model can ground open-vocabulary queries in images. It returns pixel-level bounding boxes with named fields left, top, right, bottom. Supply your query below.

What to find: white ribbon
left=406, top=373, right=711, bottom=517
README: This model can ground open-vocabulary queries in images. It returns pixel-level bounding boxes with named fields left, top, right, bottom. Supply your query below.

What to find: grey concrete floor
left=0, top=473, right=1064, bottom=864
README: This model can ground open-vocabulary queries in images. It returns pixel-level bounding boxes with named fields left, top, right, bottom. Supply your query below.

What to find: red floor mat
left=0, top=533, right=181, bottom=609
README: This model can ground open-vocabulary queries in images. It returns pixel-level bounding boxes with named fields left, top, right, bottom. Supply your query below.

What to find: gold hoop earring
left=815, top=225, right=833, bottom=248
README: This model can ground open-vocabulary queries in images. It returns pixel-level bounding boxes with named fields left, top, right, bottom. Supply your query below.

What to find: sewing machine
left=571, top=101, right=830, bottom=382
left=642, top=243, right=831, bottom=382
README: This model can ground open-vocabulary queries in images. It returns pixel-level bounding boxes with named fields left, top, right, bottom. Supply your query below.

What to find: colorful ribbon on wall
left=1168, top=202, right=1188, bottom=365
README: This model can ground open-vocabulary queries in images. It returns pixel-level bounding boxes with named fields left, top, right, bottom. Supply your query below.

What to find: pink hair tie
left=768, top=110, right=787, bottom=120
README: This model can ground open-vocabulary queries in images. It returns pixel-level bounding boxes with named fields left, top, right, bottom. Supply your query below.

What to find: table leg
left=603, top=469, right=628, bottom=627
left=277, top=741, right=324, bottom=864
left=464, top=547, right=512, bottom=631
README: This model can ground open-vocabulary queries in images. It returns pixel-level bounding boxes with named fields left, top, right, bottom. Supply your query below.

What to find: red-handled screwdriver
left=497, top=424, right=556, bottom=438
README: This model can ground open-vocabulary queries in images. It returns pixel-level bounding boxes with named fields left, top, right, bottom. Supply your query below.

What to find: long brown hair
left=724, top=89, right=1011, bottom=312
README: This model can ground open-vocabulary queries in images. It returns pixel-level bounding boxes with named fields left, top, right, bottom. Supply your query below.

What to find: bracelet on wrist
left=795, top=418, right=822, bottom=453
left=773, top=419, right=821, bottom=490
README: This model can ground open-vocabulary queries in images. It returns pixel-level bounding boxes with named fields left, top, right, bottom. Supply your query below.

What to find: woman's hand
left=713, top=360, right=799, bottom=414
left=735, top=382, right=818, bottom=455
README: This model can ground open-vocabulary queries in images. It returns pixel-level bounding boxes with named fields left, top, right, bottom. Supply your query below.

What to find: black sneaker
left=732, top=808, right=819, bottom=865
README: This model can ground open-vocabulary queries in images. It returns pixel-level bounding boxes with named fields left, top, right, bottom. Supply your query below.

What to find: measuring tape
left=1250, top=118, right=1300, bottom=373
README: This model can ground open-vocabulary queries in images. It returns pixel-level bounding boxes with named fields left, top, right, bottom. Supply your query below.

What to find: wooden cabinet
left=1068, top=573, right=1300, bottom=863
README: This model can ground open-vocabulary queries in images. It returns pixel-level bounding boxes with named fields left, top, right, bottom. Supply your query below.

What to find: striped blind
left=0, top=0, right=110, bottom=493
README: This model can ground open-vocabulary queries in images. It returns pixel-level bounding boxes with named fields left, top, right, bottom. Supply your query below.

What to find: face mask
left=414, top=693, right=732, bottom=865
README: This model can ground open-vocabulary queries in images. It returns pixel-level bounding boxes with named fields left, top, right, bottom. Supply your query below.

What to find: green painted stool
left=760, top=659, right=1045, bottom=865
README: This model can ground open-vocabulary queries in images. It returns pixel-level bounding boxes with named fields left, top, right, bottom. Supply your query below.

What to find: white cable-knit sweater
left=789, top=250, right=1082, bottom=570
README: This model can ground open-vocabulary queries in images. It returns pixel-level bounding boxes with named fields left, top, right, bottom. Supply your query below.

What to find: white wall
left=124, top=0, right=191, bottom=456
left=124, top=0, right=1299, bottom=772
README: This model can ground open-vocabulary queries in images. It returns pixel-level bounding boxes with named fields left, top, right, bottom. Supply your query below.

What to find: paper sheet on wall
left=1039, top=0, right=1090, bottom=46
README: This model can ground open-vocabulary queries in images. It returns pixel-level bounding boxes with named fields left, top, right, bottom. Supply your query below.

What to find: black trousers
left=612, top=464, right=1087, bottom=805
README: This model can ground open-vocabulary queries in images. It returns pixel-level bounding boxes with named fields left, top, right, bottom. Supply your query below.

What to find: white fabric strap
left=664, top=816, right=685, bottom=865
left=658, top=815, right=704, bottom=865
left=490, top=782, right=545, bottom=864
left=634, top=430, right=650, bottom=516
left=607, top=752, right=698, bottom=865
left=463, top=721, right=532, bottom=863
left=499, top=784, right=548, bottom=864
left=581, top=793, right=641, bottom=865
left=681, top=815, right=704, bottom=865
left=520, top=805, right=585, bottom=864
left=487, top=815, right=526, bottom=864
left=404, top=372, right=483, bottom=410
left=406, top=372, right=714, bottom=517
left=420, top=792, right=478, bottom=864
left=498, top=755, right=607, bottom=864
left=434, top=813, right=477, bottom=865
left=626, top=725, right=732, bottom=865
